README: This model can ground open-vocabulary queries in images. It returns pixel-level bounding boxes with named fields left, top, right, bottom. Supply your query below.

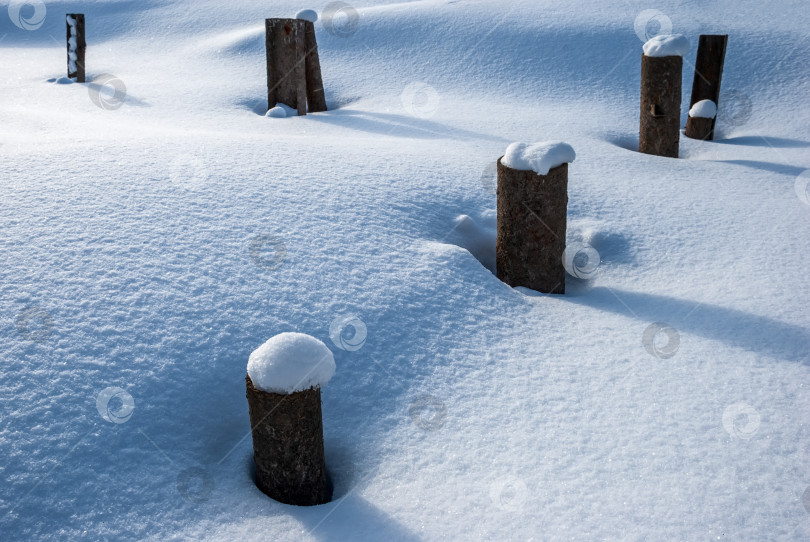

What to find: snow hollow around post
left=247, top=332, right=335, bottom=394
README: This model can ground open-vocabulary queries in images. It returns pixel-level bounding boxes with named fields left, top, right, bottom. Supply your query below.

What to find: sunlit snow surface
left=1, top=0, right=809, bottom=540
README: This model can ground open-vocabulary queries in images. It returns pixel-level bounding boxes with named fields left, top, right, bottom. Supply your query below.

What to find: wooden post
left=685, top=35, right=727, bottom=141
left=303, top=21, right=327, bottom=113
left=639, top=54, right=682, bottom=158
left=496, top=159, right=567, bottom=294
left=265, top=18, right=328, bottom=115
left=66, top=14, right=86, bottom=83
left=266, top=18, right=308, bottom=115
left=246, top=375, right=331, bottom=506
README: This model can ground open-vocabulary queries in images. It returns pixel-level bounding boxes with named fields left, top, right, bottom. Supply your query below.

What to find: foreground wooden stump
left=66, top=14, right=85, bottom=82
left=265, top=18, right=327, bottom=115
left=685, top=34, right=727, bottom=141
left=496, top=159, right=568, bottom=294
left=639, top=54, right=682, bottom=157
left=246, top=375, right=330, bottom=506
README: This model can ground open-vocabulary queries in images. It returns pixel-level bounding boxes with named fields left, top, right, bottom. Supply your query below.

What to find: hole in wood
left=650, top=104, right=664, bottom=118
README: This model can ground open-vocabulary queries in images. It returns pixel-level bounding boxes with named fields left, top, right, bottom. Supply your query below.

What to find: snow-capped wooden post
left=685, top=34, right=727, bottom=141
left=639, top=34, right=689, bottom=158
left=496, top=142, right=575, bottom=294
left=265, top=14, right=327, bottom=115
left=66, top=14, right=86, bottom=83
left=245, top=332, right=334, bottom=506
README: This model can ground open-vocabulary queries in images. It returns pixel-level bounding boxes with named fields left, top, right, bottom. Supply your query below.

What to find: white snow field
left=1, top=0, right=809, bottom=540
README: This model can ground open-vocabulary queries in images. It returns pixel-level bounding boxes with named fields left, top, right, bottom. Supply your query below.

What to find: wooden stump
left=246, top=375, right=331, bottom=506
left=265, top=18, right=328, bottom=115
left=685, top=35, right=727, bottom=141
left=66, top=14, right=85, bottom=83
left=496, top=159, right=567, bottom=294
left=639, top=54, right=682, bottom=158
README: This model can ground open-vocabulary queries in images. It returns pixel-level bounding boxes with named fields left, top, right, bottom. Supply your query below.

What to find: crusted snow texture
left=643, top=34, right=690, bottom=57
left=501, top=141, right=576, bottom=175
left=247, top=332, right=335, bottom=394
left=689, top=99, right=718, bottom=118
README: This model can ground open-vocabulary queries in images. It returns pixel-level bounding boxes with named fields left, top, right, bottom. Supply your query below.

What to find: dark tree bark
left=639, top=54, right=682, bottom=158
left=685, top=35, right=727, bottom=141
left=246, top=375, right=331, bottom=506
left=496, top=159, right=568, bottom=294
left=266, top=18, right=308, bottom=115
left=685, top=116, right=714, bottom=141
left=303, top=21, right=327, bottom=113
left=66, top=14, right=85, bottom=83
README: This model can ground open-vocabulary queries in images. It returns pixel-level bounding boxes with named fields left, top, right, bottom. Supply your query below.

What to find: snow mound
left=247, top=332, right=336, bottom=394
left=643, top=34, right=690, bottom=57
left=689, top=99, right=717, bottom=118
left=295, top=9, right=318, bottom=23
left=501, top=141, right=576, bottom=175
left=266, top=106, right=287, bottom=118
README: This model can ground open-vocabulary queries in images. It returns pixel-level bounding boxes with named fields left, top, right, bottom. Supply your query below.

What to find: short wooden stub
left=66, top=14, right=86, bottom=83
left=639, top=54, right=682, bottom=158
left=265, top=18, right=328, bottom=115
left=496, top=159, right=568, bottom=294
left=685, top=116, right=714, bottom=141
left=685, top=34, right=728, bottom=141
left=246, top=375, right=331, bottom=506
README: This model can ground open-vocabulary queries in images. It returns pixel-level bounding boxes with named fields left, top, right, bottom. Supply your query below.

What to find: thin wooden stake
left=303, top=20, right=327, bottom=113
left=685, top=35, right=728, bottom=140
left=66, top=14, right=85, bottom=83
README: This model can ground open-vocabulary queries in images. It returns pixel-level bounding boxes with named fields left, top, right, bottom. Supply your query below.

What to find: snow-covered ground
left=1, top=0, right=809, bottom=540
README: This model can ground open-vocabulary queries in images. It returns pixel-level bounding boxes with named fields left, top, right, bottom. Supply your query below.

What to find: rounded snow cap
left=247, top=332, right=336, bottom=394
left=689, top=99, right=717, bottom=119
left=501, top=141, right=576, bottom=175
left=643, top=34, right=690, bottom=57
left=295, top=9, right=318, bottom=23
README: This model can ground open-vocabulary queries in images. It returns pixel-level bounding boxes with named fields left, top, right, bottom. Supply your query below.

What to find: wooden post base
left=246, top=375, right=331, bottom=506
left=685, top=115, right=715, bottom=140
left=496, top=159, right=568, bottom=294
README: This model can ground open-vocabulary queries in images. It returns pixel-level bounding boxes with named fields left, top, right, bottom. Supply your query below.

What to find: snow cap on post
left=688, top=99, right=717, bottom=119
left=643, top=34, right=690, bottom=57
left=247, top=332, right=335, bottom=394
left=295, top=9, right=318, bottom=23
left=501, top=141, right=576, bottom=176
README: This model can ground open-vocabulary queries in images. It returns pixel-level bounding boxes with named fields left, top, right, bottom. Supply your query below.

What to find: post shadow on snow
left=563, top=287, right=810, bottom=362
left=305, top=109, right=508, bottom=142
left=709, top=160, right=806, bottom=177
left=236, top=95, right=506, bottom=141
left=712, top=135, right=810, bottom=148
